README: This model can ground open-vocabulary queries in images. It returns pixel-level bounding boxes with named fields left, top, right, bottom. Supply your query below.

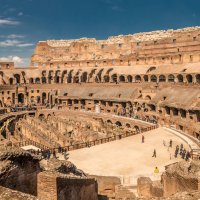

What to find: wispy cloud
left=0, top=39, right=33, bottom=47
left=0, top=18, right=20, bottom=25
left=7, top=34, right=25, bottom=39
left=18, top=12, right=24, bottom=16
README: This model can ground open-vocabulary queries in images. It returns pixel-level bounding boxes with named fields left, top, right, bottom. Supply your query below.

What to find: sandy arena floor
left=67, top=127, right=190, bottom=184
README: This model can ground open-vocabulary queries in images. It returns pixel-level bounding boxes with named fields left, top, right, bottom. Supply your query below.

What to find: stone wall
left=37, top=171, right=98, bottom=200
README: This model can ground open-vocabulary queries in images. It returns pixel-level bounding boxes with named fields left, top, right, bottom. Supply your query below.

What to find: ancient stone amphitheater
left=0, top=27, right=200, bottom=200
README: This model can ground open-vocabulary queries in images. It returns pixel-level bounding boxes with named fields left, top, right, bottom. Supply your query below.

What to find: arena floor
left=67, top=127, right=190, bottom=185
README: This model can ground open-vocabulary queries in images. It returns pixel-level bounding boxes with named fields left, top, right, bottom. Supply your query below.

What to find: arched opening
left=186, top=74, right=193, bottom=83
left=107, top=120, right=112, bottom=124
left=67, top=71, right=73, bottom=83
left=149, top=104, right=156, bottom=111
left=18, top=93, right=24, bottom=104
left=29, top=78, right=34, bottom=84
left=143, top=75, right=148, bottom=82
left=9, top=78, right=13, bottom=85
left=159, top=75, right=166, bottom=82
left=168, top=74, right=175, bottom=82
left=39, top=114, right=45, bottom=120
left=82, top=72, right=88, bottom=83
left=150, top=75, right=157, bottom=82
left=115, top=121, right=122, bottom=127
left=104, top=75, right=110, bottom=83
left=127, top=75, right=132, bottom=83
left=172, top=108, right=178, bottom=116
left=177, top=74, right=183, bottom=83
left=37, top=96, right=41, bottom=104
left=42, top=76, right=46, bottom=84
left=196, top=74, right=200, bottom=84
left=14, top=74, right=20, bottom=84
left=145, top=95, right=151, bottom=100
left=165, top=106, right=170, bottom=115
left=119, top=75, right=125, bottom=82
left=180, top=109, right=186, bottom=118
left=111, top=74, right=117, bottom=83
left=42, top=93, right=47, bottom=104
left=35, top=77, right=40, bottom=84
left=135, top=75, right=141, bottom=82
left=30, top=96, right=35, bottom=103
left=126, top=123, right=131, bottom=128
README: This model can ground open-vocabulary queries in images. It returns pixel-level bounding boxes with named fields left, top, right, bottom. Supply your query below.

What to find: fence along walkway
left=14, top=124, right=158, bottom=152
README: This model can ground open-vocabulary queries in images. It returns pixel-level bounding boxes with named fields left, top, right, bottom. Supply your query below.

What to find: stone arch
left=42, top=76, right=47, bottom=84
left=104, top=75, right=110, bottom=83
left=150, top=75, right=157, bottom=82
left=35, top=77, right=40, bottom=84
left=29, top=78, right=34, bottom=84
left=14, top=74, right=20, bottom=84
left=119, top=75, right=125, bottom=82
left=67, top=70, right=73, bottom=83
left=81, top=72, right=88, bottom=83
left=159, top=75, right=166, bottom=82
left=168, top=74, right=175, bottom=82
left=186, top=74, right=193, bottom=83
left=127, top=75, right=133, bottom=83
left=18, top=93, right=24, bottom=104
left=95, top=69, right=104, bottom=83
left=42, top=92, right=47, bottom=104
left=145, top=95, right=151, bottom=100
left=9, top=78, right=14, bottom=85
left=107, top=120, right=113, bottom=124
left=126, top=123, right=131, bottom=128
left=196, top=74, right=200, bottom=84
left=111, top=74, right=117, bottom=83
left=135, top=75, right=141, bottom=82
left=38, top=114, right=45, bottom=120
left=177, top=74, right=183, bottom=83
left=115, top=121, right=122, bottom=127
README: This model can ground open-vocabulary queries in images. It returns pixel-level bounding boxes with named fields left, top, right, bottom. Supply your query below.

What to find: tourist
left=154, top=166, right=159, bottom=174
left=163, top=140, right=166, bottom=146
left=64, top=150, right=69, bottom=160
left=142, top=135, right=145, bottom=143
left=185, top=151, right=191, bottom=161
left=152, top=149, right=156, bottom=158
left=53, top=149, right=56, bottom=158
left=181, top=149, right=186, bottom=159
left=169, top=139, right=172, bottom=147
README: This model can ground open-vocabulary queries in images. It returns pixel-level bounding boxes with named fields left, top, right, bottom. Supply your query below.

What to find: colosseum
left=0, top=27, right=200, bottom=200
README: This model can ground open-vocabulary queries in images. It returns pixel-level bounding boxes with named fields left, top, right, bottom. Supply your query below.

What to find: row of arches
left=1, top=69, right=200, bottom=85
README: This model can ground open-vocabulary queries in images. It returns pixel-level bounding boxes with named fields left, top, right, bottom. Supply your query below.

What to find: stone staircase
left=115, top=185, right=137, bottom=200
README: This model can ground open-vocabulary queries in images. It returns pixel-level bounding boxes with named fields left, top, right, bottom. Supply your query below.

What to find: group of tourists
left=174, top=144, right=191, bottom=161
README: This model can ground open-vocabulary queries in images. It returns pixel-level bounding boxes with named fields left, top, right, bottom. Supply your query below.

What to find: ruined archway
left=18, top=93, right=24, bottom=104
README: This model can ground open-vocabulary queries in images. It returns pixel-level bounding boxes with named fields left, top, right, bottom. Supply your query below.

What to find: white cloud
left=0, top=39, right=33, bottom=47
left=0, top=19, right=20, bottom=25
left=0, top=56, right=23, bottom=64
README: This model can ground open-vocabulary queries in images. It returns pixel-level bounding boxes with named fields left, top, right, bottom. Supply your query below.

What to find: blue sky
left=0, top=0, right=200, bottom=66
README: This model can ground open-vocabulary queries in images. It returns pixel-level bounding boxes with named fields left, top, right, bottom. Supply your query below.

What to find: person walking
left=169, top=139, right=172, bottom=147
left=142, top=135, right=145, bottom=143
left=152, top=149, right=156, bottom=158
